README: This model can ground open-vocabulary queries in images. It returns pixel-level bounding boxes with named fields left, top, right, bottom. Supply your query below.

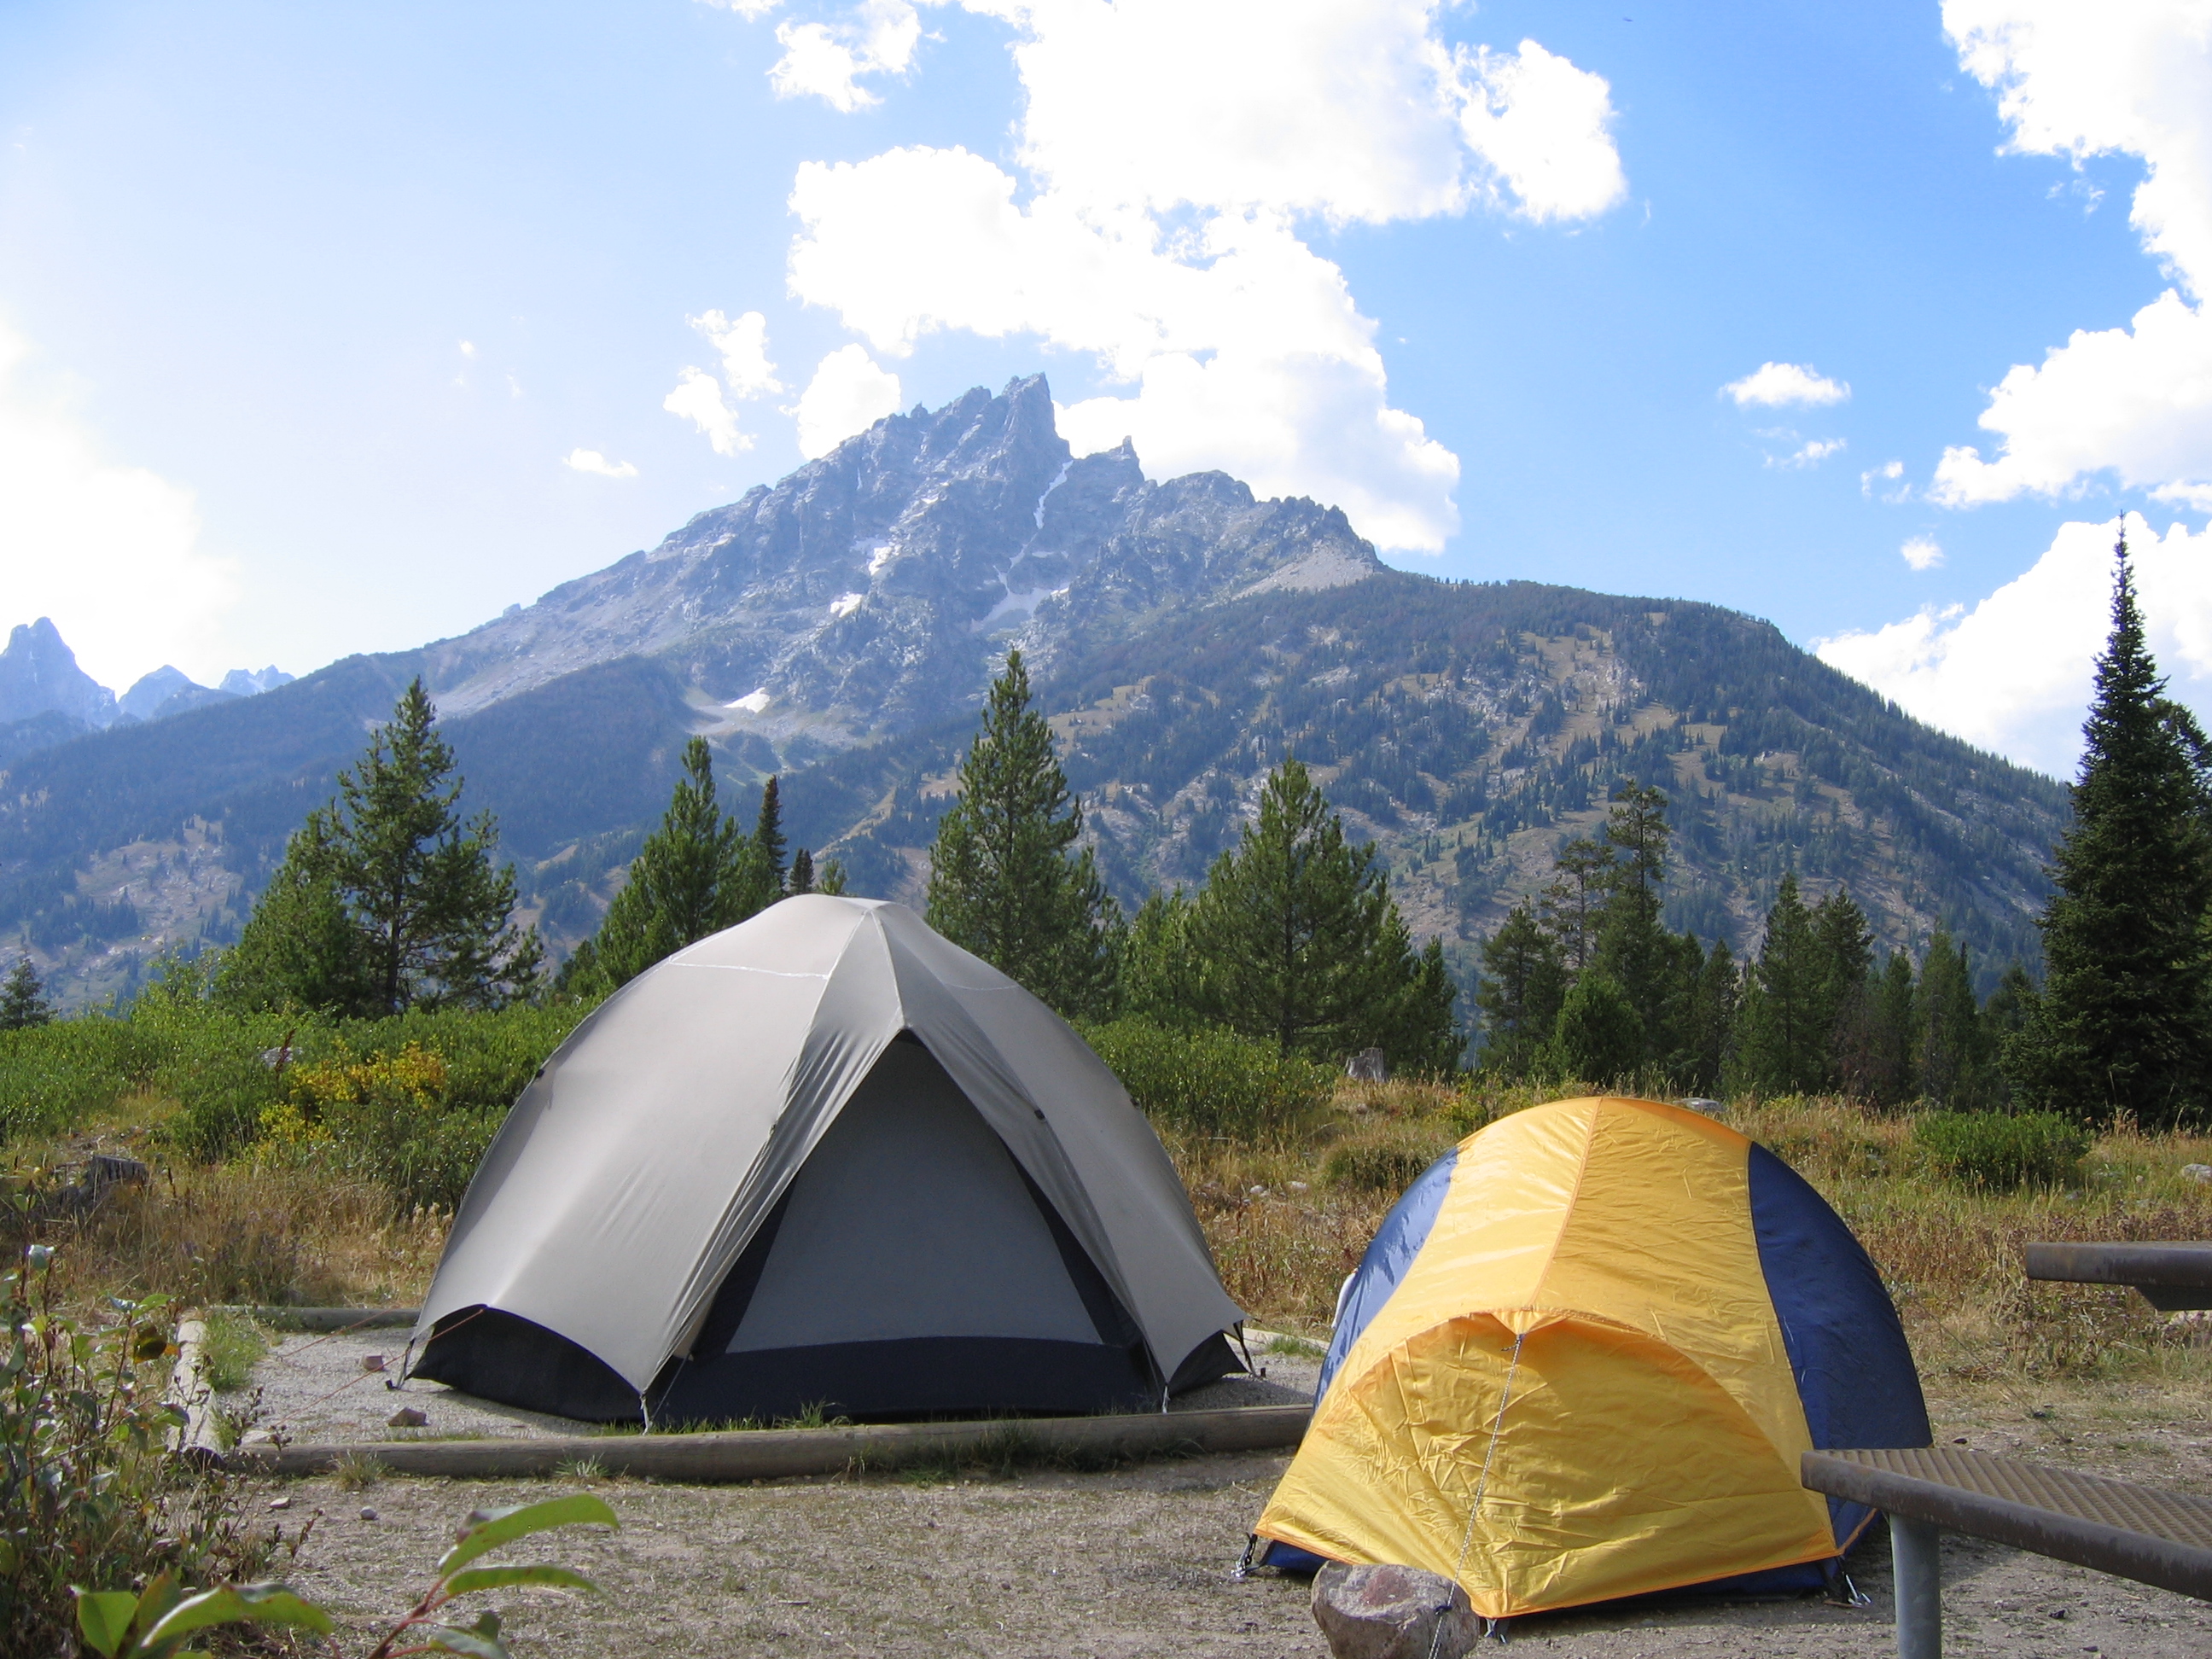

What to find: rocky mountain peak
left=419, top=375, right=1382, bottom=752
left=0, top=618, right=117, bottom=729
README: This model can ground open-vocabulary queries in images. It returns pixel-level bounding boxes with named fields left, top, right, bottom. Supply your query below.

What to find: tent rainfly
left=1252, top=1095, right=1930, bottom=1621
left=404, top=896, right=1246, bottom=1424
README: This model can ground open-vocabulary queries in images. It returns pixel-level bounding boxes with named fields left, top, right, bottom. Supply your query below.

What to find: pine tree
left=925, top=651, right=1117, bottom=1019
left=576, top=737, right=771, bottom=994
left=1917, top=929, right=1983, bottom=1107
left=0, top=957, right=51, bottom=1029
left=1734, top=874, right=1826, bottom=1096
left=1476, top=901, right=1566, bottom=1076
left=1810, top=888, right=1875, bottom=1088
left=1681, top=938, right=1738, bottom=1096
left=1540, top=837, right=1615, bottom=973
left=1549, top=970, right=1641, bottom=1086
left=1188, top=757, right=1456, bottom=1065
left=2011, top=528, right=2212, bottom=1126
left=219, top=812, right=378, bottom=1013
left=1592, top=784, right=1681, bottom=1068
left=754, top=776, right=789, bottom=895
left=221, top=680, right=539, bottom=1014
left=1121, top=889, right=1202, bottom=1028
left=788, top=847, right=815, bottom=895
left=1848, top=951, right=1918, bottom=1107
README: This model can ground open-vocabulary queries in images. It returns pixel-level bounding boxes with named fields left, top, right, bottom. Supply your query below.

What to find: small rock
left=362, top=1353, right=387, bottom=1373
left=1953, top=1437, right=1970, bottom=1446
left=359, top=1507, right=378, bottom=1522
left=1289, top=1181, right=1310, bottom=1192
left=2183, top=1164, right=2212, bottom=1184
left=1312, top=1561, right=1481, bottom=1659
left=387, top=1406, right=428, bottom=1428
left=1249, top=1185, right=1267, bottom=1196
left=268, top=1496, right=292, bottom=1511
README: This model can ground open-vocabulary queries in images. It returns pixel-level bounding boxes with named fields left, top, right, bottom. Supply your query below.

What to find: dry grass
left=1173, top=1082, right=2212, bottom=1389
left=10, top=1120, right=442, bottom=1314
left=20, top=1075, right=2212, bottom=1396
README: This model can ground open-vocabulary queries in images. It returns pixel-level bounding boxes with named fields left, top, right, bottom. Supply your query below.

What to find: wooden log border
left=225, top=1403, right=1312, bottom=1483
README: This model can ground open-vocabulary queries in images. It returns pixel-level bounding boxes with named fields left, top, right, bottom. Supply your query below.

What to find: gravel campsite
left=247, top=1386, right=2212, bottom=1658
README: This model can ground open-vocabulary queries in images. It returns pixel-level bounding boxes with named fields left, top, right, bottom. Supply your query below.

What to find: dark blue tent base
left=411, top=1307, right=1237, bottom=1426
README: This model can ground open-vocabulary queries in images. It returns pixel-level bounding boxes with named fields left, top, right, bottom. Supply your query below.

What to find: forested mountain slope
left=783, top=573, right=2066, bottom=992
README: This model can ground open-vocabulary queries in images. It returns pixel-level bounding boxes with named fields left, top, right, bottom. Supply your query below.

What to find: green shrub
left=199, top=1310, right=268, bottom=1394
left=1914, top=1110, right=2090, bottom=1190
left=1082, top=1018, right=1333, bottom=1140
left=0, top=1246, right=272, bottom=1655
left=0, top=1018, right=170, bottom=1139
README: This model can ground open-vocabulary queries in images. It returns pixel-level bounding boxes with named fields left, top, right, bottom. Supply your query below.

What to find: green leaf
left=139, top=1584, right=334, bottom=1651
left=73, top=1589, right=139, bottom=1658
left=436, top=1494, right=617, bottom=1577
left=441, top=1566, right=597, bottom=1598
left=131, top=1570, right=182, bottom=1640
left=415, top=1624, right=511, bottom=1659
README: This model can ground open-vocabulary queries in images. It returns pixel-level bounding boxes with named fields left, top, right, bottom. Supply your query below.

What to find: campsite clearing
left=265, top=1383, right=2212, bottom=1659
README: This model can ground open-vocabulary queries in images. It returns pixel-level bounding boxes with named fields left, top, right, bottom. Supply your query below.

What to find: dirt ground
left=235, top=1357, right=2212, bottom=1657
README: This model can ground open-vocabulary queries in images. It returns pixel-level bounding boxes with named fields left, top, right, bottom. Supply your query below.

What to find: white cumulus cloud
left=773, top=3, right=1625, bottom=552
left=1817, top=512, right=2212, bottom=776
left=770, top=0, right=919, bottom=111
left=794, top=344, right=903, bottom=458
left=663, top=366, right=752, bottom=457
left=1901, top=535, right=1945, bottom=571
left=1454, top=39, right=1629, bottom=224
left=563, top=448, right=639, bottom=478
left=1932, top=2, right=2212, bottom=509
left=1723, top=362, right=1852, bottom=407
left=0, top=326, right=236, bottom=690
left=690, top=309, right=783, bottom=398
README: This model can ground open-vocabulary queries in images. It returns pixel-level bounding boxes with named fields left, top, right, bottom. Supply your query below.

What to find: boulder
left=1311, top=1561, right=1481, bottom=1659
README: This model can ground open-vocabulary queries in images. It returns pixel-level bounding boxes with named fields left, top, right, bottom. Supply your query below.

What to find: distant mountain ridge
left=0, top=620, right=293, bottom=767
left=0, top=376, right=2069, bottom=1008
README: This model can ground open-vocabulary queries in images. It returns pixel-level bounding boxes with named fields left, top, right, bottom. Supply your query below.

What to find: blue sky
left=2, top=1, right=2209, bottom=777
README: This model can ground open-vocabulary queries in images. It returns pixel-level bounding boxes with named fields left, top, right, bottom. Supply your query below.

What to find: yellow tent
left=1252, top=1095, right=1926, bottom=1619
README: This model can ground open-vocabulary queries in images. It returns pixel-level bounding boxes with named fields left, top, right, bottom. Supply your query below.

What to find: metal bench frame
left=1803, top=1447, right=2212, bottom=1658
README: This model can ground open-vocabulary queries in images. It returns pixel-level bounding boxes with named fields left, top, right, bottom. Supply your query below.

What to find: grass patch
left=199, top=1307, right=268, bottom=1392
left=330, top=1451, right=386, bottom=1491
left=1264, top=1332, right=1325, bottom=1359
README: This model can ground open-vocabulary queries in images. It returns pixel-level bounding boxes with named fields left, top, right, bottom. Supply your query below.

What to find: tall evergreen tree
left=1476, top=901, right=1567, bottom=1076
left=1188, top=758, right=1457, bottom=1066
left=1810, top=888, right=1875, bottom=1089
left=1540, top=836, right=1615, bottom=973
left=1916, top=929, right=1983, bottom=1107
left=222, top=680, right=539, bottom=1014
left=0, top=957, right=51, bottom=1030
left=1846, top=951, right=1918, bottom=1108
left=1549, top=969, right=1641, bottom=1086
left=1121, top=889, right=1202, bottom=1028
left=1681, top=938, right=1739, bottom=1096
left=1733, top=874, right=1826, bottom=1095
left=570, top=737, right=771, bottom=994
left=753, top=775, right=789, bottom=896
left=926, top=651, right=1117, bottom=1019
left=1592, top=784, right=1680, bottom=1067
left=2011, top=528, right=2212, bottom=1126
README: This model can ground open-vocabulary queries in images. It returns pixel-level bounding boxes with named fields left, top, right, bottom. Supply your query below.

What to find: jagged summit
left=0, top=618, right=118, bottom=730
left=420, top=375, right=1383, bottom=741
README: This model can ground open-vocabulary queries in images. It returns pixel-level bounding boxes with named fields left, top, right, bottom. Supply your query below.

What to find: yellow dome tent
left=1252, top=1095, right=1927, bottom=1621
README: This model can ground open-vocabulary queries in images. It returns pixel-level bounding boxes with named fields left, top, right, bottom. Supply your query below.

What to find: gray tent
left=406, top=896, right=1246, bottom=1423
